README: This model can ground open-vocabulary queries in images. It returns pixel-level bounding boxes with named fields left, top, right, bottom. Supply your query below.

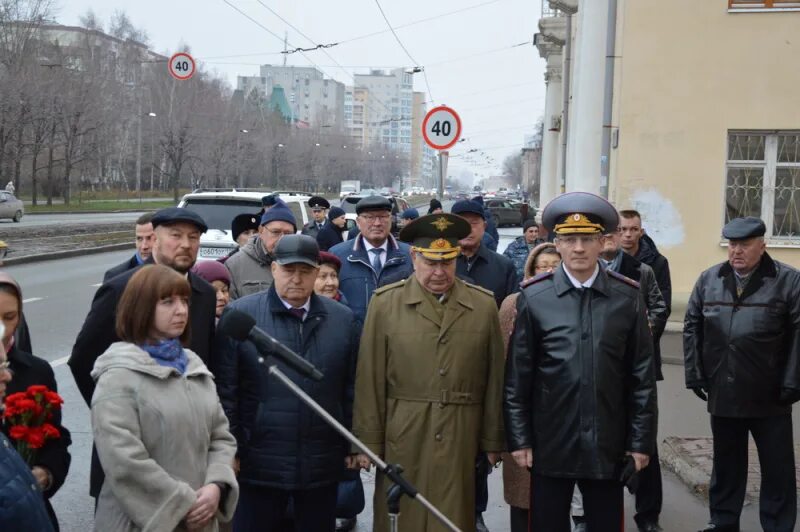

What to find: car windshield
left=182, top=198, right=262, bottom=231
left=340, top=196, right=362, bottom=213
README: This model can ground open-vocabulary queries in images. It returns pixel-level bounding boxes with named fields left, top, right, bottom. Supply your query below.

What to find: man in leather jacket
left=684, top=216, right=800, bottom=532
left=505, top=192, right=657, bottom=530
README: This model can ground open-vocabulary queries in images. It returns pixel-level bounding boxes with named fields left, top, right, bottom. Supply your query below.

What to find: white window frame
left=725, top=130, right=800, bottom=247
left=728, top=0, right=800, bottom=12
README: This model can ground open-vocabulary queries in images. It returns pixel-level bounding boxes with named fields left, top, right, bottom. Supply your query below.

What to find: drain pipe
left=599, top=0, right=619, bottom=199
left=559, top=11, right=572, bottom=194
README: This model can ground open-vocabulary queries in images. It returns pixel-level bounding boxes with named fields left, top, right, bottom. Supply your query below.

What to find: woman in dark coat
left=0, top=272, right=71, bottom=531
left=317, top=207, right=347, bottom=251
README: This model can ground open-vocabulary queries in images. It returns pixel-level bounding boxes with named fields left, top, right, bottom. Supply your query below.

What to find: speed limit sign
left=168, top=52, right=196, bottom=81
left=422, top=105, right=462, bottom=150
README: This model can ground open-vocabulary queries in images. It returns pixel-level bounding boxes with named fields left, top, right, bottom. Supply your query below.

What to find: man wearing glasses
left=504, top=192, right=657, bottom=531
left=329, top=196, right=413, bottom=322
left=226, top=198, right=297, bottom=300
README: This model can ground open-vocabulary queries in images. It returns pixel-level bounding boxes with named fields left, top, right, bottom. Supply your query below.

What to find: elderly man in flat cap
left=504, top=191, right=657, bottom=531
left=353, top=213, right=505, bottom=532
left=684, top=216, right=800, bottom=532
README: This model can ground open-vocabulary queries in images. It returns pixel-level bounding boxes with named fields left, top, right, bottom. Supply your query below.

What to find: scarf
left=141, top=338, right=188, bottom=375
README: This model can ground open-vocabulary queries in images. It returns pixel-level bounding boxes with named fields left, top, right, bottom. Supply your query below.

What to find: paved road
left=1, top=211, right=146, bottom=228
left=3, top=238, right=793, bottom=531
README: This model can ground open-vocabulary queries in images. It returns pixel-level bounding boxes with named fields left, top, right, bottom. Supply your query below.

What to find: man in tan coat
left=353, top=213, right=506, bottom=532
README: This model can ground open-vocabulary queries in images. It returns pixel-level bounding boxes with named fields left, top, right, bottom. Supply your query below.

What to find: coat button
left=435, top=432, right=443, bottom=441
left=439, top=368, right=447, bottom=376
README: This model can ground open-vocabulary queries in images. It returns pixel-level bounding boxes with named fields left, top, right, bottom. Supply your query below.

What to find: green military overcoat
left=353, top=275, right=506, bottom=532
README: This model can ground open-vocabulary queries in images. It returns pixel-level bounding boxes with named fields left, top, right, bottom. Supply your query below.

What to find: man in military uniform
left=684, top=217, right=800, bottom=532
left=504, top=191, right=657, bottom=531
left=302, top=196, right=331, bottom=238
left=353, top=213, right=506, bottom=532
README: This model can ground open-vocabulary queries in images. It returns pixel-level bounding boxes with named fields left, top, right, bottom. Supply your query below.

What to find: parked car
left=340, top=193, right=410, bottom=235
left=0, top=191, right=24, bottom=222
left=177, top=189, right=312, bottom=260
left=485, top=198, right=534, bottom=227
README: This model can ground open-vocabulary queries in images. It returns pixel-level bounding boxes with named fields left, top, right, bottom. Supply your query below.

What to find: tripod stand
left=266, top=364, right=461, bottom=532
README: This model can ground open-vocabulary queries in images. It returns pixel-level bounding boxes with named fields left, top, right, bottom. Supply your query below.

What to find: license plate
left=200, top=246, right=232, bottom=258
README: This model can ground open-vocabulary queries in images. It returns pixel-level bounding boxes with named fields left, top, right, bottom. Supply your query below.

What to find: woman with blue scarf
left=91, top=264, right=239, bottom=531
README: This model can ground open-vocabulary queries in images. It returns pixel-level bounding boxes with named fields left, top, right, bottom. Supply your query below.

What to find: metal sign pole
left=438, top=150, right=449, bottom=201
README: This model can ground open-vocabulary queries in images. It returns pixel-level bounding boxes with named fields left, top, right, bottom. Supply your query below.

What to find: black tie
left=289, top=308, right=305, bottom=320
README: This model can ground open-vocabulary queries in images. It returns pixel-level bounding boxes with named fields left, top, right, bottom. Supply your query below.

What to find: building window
left=725, top=131, right=800, bottom=243
left=728, top=0, right=800, bottom=10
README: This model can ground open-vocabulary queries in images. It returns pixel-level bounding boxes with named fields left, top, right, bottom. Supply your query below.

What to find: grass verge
left=26, top=200, right=176, bottom=213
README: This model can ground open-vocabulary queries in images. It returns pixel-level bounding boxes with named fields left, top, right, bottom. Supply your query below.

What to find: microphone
left=218, top=308, right=324, bottom=381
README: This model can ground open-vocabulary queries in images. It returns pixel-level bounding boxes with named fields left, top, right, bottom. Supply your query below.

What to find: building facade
left=535, top=0, right=800, bottom=317
left=352, top=68, right=414, bottom=156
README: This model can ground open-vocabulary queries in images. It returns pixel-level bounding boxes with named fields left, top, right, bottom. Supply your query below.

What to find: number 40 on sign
left=422, top=105, right=462, bottom=151
left=168, top=52, right=196, bottom=81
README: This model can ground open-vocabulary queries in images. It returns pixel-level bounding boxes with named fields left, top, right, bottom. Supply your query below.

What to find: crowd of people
left=0, top=189, right=798, bottom=532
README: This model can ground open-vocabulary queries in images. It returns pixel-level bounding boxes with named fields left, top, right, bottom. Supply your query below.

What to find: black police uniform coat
left=504, top=265, right=657, bottom=479
left=683, top=253, right=800, bottom=418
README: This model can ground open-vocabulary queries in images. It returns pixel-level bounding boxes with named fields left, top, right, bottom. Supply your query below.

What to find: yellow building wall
left=610, top=0, right=800, bottom=315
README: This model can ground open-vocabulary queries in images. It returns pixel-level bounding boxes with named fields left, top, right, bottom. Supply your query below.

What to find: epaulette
left=607, top=269, right=640, bottom=289
left=373, top=279, right=406, bottom=296
left=520, top=271, right=554, bottom=289
left=463, top=281, right=495, bottom=299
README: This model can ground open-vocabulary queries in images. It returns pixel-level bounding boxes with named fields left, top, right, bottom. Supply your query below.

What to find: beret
left=191, top=260, right=231, bottom=286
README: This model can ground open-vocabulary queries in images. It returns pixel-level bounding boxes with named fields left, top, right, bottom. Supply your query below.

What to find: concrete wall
left=610, top=0, right=800, bottom=314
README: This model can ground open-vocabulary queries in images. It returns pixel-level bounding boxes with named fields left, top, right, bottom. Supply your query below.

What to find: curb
left=3, top=243, right=133, bottom=266
left=659, top=437, right=710, bottom=501
left=25, top=209, right=153, bottom=216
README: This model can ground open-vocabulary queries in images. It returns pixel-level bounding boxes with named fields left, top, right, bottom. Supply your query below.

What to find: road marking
left=90, top=283, right=102, bottom=287
left=50, top=356, right=70, bottom=368
left=22, top=297, right=43, bottom=304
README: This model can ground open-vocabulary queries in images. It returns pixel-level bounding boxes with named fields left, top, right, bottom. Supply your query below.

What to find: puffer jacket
left=214, top=287, right=361, bottom=490
left=328, top=234, right=413, bottom=322
left=0, top=433, right=54, bottom=532
left=684, top=253, right=800, bottom=417
left=91, top=343, right=239, bottom=532
left=224, top=236, right=274, bottom=300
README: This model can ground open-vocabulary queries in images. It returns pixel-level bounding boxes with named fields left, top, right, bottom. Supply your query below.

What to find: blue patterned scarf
left=141, top=338, right=188, bottom=375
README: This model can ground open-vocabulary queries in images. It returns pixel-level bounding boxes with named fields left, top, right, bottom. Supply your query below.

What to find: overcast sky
left=57, top=0, right=546, bottom=180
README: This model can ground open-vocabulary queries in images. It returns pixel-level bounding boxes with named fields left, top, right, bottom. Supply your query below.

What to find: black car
left=485, top=199, right=535, bottom=227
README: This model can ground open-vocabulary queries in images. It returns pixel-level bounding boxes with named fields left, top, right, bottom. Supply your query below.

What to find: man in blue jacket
left=329, top=196, right=413, bottom=322
left=214, top=235, right=361, bottom=531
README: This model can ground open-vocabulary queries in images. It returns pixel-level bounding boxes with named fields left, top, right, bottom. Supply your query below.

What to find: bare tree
left=78, top=8, right=103, bottom=31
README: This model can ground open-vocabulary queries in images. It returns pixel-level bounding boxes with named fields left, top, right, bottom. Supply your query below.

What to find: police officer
left=353, top=213, right=505, bottom=532
left=302, top=196, right=331, bottom=238
left=504, top=192, right=657, bottom=531
left=684, top=217, right=800, bottom=532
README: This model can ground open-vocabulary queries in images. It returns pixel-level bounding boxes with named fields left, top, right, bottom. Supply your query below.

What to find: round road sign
left=168, top=52, right=196, bottom=81
left=422, top=105, right=462, bottom=151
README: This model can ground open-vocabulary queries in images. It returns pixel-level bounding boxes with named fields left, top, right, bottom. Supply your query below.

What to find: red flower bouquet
left=3, top=384, right=63, bottom=464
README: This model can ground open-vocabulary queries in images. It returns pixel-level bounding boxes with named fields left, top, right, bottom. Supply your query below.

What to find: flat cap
left=231, top=212, right=261, bottom=242
left=355, top=195, right=391, bottom=214
left=399, top=213, right=470, bottom=261
left=308, top=196, right=331, bottom=210
left=722, top=216, right=766, bottom=240
left=152, top=207, right=208, bottom=233
left=273, top=234, right=320, bottom=267
left=451, top=199, right=485, bottom=217
left=541, top=192, right=618, bottom=235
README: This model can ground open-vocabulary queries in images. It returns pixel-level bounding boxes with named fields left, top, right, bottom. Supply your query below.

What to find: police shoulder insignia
left=374, top=279, right=406, bottom=295
left=520, top=271, right=554, bottom=289
left=607, top=269, right=640, bottom=289
left=463, top=281, right=495, bottom=298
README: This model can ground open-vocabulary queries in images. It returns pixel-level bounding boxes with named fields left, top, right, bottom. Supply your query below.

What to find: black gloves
left=691, top=386, right=708, bottom=401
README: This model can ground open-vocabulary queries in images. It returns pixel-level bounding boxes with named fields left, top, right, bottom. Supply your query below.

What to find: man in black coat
left=619, top=210, right=672, bottom=316
left=684, top=217, right=800, bottom=532
left=214, top=235, right=360, bottom=531
left=102, top=212, right=155, bottom=282
left=505, top=192, right=657, bottom=531
left=316, top=206, right=346, bottom=252
left=68, top=207, right=217, bottom=499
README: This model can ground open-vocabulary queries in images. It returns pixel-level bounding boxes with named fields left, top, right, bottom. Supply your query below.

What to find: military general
left=352, top=213, right=506, bottom=532
left=504, top=192, right=657, bottom=531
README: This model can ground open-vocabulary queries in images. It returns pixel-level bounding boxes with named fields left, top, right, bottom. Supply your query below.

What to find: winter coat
left=634, top=234, right=672, bottom=318
left=505, top=265, right=657, bottom=478
left=4, top=345, right=71, bottom=530
left=329, top=234, right=414, bottom=322
left=456, top=243, right=519, bottom=308
left=0, top=433, right=54, bottom=532
left=353, top=276, right=506, bottom=532
left=90, top=343, right=239, bottom=532
left=213, top=287, right=361, bottom=490
left=224, top=236, right=274, bottom=300
left=485, top=211, right=500, bottom=251
left=316, top=222, right=344, bottom=252
left=502, top=236, right=544, bottom=281
left=103, top=254, right=140, bottom=283
left=684, top=253, right=800, bottom=417
left=301, top=221, right=324, bottom=239
left=612, top=251, right=668, bottom=380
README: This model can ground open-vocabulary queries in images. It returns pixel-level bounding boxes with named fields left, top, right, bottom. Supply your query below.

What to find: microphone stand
left=264, top=362, right=462, bottom=532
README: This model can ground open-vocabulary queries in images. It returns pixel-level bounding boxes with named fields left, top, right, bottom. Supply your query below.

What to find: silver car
left=0, top=190, right=23, bottom=222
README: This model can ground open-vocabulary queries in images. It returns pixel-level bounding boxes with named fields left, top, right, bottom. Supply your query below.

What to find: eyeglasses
left=265, top=229, right=296, bottom=238
left=556, top=235, right=600, bottom=246
left=360, top=214, right=390, bottom=223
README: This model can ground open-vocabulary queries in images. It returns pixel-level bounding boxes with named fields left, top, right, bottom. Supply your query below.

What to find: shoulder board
left=373, top=279, right=406, bottom=296
left=520, top=271, right=554, bottom=289
left=607, top=269, right=640, bottom=289
left=463, top=281, right=495, bottom=298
